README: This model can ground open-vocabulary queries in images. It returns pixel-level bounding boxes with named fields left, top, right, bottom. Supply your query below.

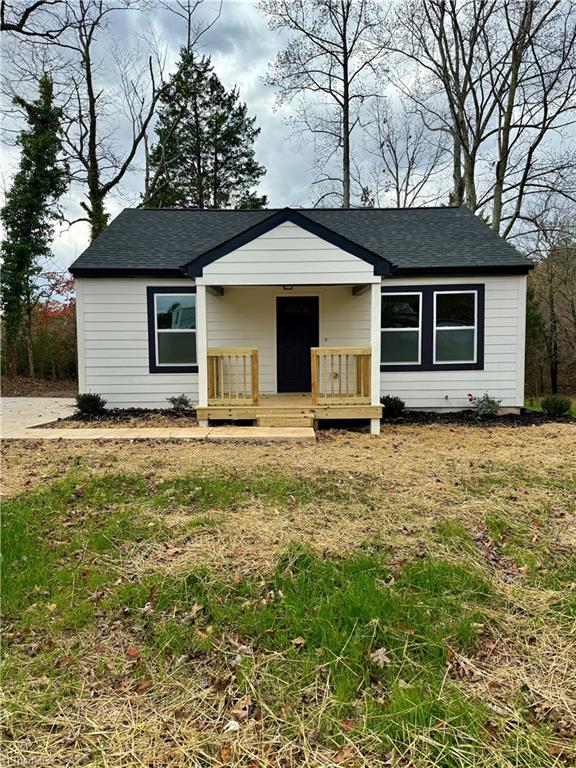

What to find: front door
left=276, top=296, right=319, bottom=392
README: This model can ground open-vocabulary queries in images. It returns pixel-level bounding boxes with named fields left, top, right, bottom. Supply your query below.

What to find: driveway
left=1, top=397, right=76, bottom=433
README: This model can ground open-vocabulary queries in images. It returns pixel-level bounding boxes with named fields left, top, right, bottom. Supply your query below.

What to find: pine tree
left=145, top=52, right=267, bottom=209
left=1, top=75, right=68, bottom=376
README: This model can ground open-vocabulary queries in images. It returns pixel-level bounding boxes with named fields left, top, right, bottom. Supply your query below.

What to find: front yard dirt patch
left=2, top=424, right=575, bottom=767
left=1, top=376, right=78, bottom=398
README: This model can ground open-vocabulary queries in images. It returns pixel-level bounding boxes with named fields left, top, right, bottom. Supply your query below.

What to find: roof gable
left=181, top=208, right=392, bottom=277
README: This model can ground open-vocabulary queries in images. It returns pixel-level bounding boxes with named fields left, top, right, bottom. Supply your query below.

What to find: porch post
left=370, top=282, right=381, bottom=435
left=196, top=284, right=208, bottom=420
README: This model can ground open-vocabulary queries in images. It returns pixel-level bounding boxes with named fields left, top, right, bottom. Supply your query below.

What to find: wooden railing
left=207, top=348, right=259, bottom=405
left=311, top=347, right=371, bottom=405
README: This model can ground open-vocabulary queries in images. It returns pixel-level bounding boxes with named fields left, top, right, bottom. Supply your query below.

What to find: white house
left=69, top=207, right=533, bottom=434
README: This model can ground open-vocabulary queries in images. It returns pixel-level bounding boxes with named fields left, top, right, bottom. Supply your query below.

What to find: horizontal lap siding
left=76, top=277, right=198, bottom=409
left=207, top=286, right=370, bottom=394
left=202, top=221, right=375, bottom=285
left=380, top=275, right=527, bottom=408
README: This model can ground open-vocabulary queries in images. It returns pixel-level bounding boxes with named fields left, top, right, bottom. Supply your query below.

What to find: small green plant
left=167, top=393, right=194, bottom=410
left=466, top=392, right=501, bottom=419
left=540, top=394, right=572, bottom=418
left=75, top=392, right=107, bottom=417
left=380, top=394, right=406, bottom=418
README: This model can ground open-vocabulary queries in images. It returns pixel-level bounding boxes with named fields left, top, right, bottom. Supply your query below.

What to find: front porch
left=196, top=345, right=382, bottom=429
left=195, top=276, right=383, bottom=433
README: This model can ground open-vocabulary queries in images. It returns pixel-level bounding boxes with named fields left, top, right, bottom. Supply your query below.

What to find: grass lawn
left=2, top=424, right=575, bottom=767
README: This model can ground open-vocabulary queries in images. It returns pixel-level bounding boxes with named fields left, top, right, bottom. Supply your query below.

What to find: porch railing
left=207, top=348, right=259, bottom=406
left=311, top=347, right=371, bottom=405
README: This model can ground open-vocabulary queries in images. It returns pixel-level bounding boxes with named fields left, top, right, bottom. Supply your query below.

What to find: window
left=380, top=284, right=484, bottom=371
left=381, top=293, right=421, bottom=364
left=147, top=287, right=197, bottom=373
left=434, top=291, right=476, bottom=364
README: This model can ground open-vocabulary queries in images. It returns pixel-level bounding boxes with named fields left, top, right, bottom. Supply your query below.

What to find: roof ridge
left=124, top=205, right=461, bottom=213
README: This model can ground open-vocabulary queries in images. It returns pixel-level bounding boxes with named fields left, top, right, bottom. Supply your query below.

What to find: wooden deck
left=196, top=393, right=382, bottom=427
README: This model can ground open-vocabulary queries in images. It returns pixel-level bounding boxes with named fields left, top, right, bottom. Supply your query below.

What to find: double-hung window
left=147, top=287, right=197, bottom=373
left=381, top=293, right=421, bottom=364
left=380, top=284, right=484, bottom=371
left=434, top=291, right=477, bottom=364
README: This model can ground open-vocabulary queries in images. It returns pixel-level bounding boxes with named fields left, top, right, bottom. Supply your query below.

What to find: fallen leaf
left=231, top=695, right=252, bottom=720
left=223, top=719, right=240, bottom=733
left=114, top=677, right=133, bottom=693
left=333, top=745, right=356, bottom=764
left=291, top=636, right=305, bottom=648
left=220, top=745, right=232, bottom=762
left=340, top=717, right=354, bottom=731
left=135, top=679, right=152, bottom=694
left=370, top=647, right=391, bottom=667
left=126, top=646, right=140, bottom=659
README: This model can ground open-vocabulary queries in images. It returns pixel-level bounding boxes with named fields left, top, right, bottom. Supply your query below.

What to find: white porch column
left=370, top=282, right=381, bottom=435
left=196, top=284, right=208, bottom=410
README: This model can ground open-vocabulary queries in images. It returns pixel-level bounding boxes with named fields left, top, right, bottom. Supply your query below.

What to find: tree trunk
left=342, top=41, right=350, bottom=208
left=88, top=193, right=108, bottom=241
left=26, top=303, right=35, bottom=378
left=4, top=336, right=18, bottom=377
left=547, top=277, right=559, bottom=394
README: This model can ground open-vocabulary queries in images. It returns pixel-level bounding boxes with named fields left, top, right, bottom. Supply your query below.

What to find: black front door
left=276, top=296, right=319, bottom=392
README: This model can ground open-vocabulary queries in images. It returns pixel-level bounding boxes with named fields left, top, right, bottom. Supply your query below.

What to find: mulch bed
left=381, top=409, right=575, bottom=427
left=45, top=408, right=198, bottom=429
left=48, top=406, right=574, bottom=430
left=2, top=376, right=78, bottom=398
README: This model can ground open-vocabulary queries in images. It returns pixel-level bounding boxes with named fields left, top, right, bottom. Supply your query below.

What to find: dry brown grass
left=2, top=423, right=575, bottom=767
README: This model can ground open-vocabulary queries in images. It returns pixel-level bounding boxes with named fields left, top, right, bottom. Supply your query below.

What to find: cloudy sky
left=3, top=0, right=325, bottom=271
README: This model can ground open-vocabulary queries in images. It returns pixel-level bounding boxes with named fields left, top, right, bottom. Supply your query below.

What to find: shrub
left=380, top=395, right=406, bottom=418
left=167, top=394, right=194, bottom=411
left=466, top=392, right=501, bottom=419
left=75, top=392, right=107, bottom=417
left=541, top=394, right=572, bottom=418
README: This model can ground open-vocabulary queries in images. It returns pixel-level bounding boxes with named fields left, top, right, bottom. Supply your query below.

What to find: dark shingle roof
left=69, top=206, right=533, bottom=276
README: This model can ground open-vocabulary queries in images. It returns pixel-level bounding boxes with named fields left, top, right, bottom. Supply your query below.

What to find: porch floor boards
left=196, top=393, right=382, bottom=426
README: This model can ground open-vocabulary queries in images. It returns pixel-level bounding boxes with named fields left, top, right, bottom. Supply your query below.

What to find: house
left=69, top=206, right=533, bottom=434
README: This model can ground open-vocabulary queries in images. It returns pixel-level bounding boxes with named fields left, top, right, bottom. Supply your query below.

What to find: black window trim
left=146, top=286, right=198, bottom=374
left=380, top=283, right=485, bottom=372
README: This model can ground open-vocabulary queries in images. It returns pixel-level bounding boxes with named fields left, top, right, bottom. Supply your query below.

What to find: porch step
left=257, top=415, right=315, bottom=427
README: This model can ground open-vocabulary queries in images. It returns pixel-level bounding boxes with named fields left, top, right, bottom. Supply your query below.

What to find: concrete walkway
left=2, top=425, right=316, bottom=443
left=1, top=397, right=76, bottom=432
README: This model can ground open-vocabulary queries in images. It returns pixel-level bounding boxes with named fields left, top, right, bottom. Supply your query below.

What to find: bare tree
left=260, top=0, right=388, bottom=208
left=158, top=0, right=222, bottom=53
left=3, top=0, right=176, bottom=240
left=529, top=208, right=576, bottom=392
left=0, top=0, right=71, bottom=37
left=362, top=98, right=449, bottom=207
left=389, top=0, right=576, bottom=238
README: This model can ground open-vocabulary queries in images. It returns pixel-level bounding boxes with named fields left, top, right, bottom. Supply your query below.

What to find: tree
left=0, top=0, right=72, bottom=38
left=144, top=51, right=267, bottom=209
left=1, top=74, right=68, bottom=377
left=261, top=0, right=388, bottom=208
left=2, top=0, right=185, bottom=241
left=362, top=98, right=449, bottom=207
left=389, top=0, right=576, bottom=240
left=530, top=230, right=576, bottom=393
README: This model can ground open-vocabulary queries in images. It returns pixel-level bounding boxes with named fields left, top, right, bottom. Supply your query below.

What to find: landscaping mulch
left=44, top=407, right=198, bottom=429
left=381, top=408, right=575, bottom=427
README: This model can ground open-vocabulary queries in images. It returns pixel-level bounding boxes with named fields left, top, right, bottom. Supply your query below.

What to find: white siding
left=200, top=221, right=377, bottom=285
left=76, top=277, right=198, bottom=409
left=206, top=285, right=371, bottom=393
left=379, top=275, right=527, bottom=409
